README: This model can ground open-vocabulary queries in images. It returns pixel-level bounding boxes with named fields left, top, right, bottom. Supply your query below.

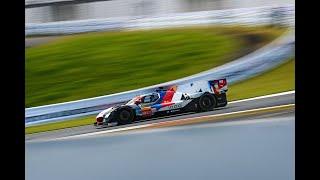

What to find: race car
left=94, top=78, right=228, bottom=127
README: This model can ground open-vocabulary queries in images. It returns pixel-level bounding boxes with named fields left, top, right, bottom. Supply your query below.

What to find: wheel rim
left=201, top=96, right=213, bottom=108
left=119, top=110, right=130, bottom=121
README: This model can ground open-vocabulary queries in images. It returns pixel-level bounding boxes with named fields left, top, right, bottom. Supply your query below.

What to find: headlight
left=103, top=113, right=112, bottom=122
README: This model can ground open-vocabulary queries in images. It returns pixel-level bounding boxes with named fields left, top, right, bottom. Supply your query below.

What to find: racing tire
left=117, top=107, right=134, bottom=125
left=198, top=93, right=216, bottom=112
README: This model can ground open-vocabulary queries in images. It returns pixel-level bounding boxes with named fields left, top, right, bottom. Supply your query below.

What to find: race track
left=26, top=108, right=294, bottom=180
left=26, top=91, right=294, bottom=141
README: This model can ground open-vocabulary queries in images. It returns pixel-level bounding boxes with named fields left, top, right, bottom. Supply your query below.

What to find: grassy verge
left=228, top=59, right=295, bottom=101
left=26, top=26, right=284, bottom=107
left=26, top=58, right=294, bottom=134
left=26, top=116, right=95, bottom=134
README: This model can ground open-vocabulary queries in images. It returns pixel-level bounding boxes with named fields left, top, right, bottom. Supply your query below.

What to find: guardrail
left=25, top=29, right=295, bottom=126
left=26, top=5, right=294, bottom=36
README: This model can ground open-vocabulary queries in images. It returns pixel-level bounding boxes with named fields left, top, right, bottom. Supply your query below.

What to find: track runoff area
left=26, top=90, right=295, bottom=142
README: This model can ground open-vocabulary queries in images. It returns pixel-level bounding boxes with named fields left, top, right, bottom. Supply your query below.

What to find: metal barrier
left=25, top=29, right=295, bottom=126
left=26, top=5, right=294, bottom=36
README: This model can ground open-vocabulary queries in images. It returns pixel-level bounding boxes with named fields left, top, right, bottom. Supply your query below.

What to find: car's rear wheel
left=198, top=94, right=216, bottom=112
left=117, top=108, right=134, bottom=125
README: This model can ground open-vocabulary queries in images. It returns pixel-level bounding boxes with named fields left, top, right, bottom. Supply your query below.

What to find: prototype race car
left=94, top=78, right=228, bottom=127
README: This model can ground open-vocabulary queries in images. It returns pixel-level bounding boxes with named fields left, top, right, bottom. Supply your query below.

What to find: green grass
left=26, top=116, right=94, bottom=134
left=228, top=59, right=295, bottom=101
left=25, top=58, right=294, bottom=134
left=26, top=26, right=284, bottom=107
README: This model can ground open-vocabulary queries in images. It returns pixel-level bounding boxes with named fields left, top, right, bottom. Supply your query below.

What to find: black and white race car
left=94, top=78, right=228, bottom=127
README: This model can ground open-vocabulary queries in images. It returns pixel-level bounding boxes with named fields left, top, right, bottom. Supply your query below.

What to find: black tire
left=117, top=108, right=134, bottom=125
left=198, top=94, right=216, bottom=112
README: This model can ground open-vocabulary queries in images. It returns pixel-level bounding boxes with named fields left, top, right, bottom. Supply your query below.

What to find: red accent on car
left=218, top=79, right=227, bottom=88
left=161, top=91, right=175, bottom=103
left=211, top=79, right=227, bottom=94
left=96, top=117, right=103, bottom=122
left=160, top=102, right=175, bottom=107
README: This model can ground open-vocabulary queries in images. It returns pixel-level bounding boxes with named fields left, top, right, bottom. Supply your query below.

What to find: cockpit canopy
left=141, top=93, right=159, bottom=103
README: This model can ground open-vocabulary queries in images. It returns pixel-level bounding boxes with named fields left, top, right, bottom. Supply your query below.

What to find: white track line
left=55, top=103, right=294, bottom=141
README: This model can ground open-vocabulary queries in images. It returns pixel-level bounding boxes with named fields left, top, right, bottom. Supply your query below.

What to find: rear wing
left=208, top=78, right=228, bottom=94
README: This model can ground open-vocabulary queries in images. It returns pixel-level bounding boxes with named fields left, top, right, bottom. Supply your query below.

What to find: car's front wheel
left=117, top=108, right=134, bottom=125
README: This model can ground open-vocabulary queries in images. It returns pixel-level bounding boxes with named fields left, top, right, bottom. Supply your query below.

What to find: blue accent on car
left=151, top=104, right=163, bottom=110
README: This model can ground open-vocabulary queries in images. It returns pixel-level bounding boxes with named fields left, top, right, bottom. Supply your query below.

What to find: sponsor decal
left=170, top=109, right=180, bottom=113
left=168, top=104, right=182, bottom=110
left=142, top=111, right=152, bottom=116
left=142, top=107, right=152, bottom=117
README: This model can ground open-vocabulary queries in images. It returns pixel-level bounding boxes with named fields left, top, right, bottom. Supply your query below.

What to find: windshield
left=141, top=93, right=159, bottom=103
left=126, top=96, right=141, bottom=105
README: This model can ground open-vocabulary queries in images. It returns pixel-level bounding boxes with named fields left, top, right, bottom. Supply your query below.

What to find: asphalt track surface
left=26, top=107, right=294, bottom=180
left=26, top=92, right=294, bottom=141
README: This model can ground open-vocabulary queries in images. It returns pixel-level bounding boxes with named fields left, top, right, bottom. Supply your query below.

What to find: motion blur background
left=26, top=1, right=295, bottom=180
left=26, top=0, right=293, bottom=23
left=25, top=0, right=294, bottom=132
